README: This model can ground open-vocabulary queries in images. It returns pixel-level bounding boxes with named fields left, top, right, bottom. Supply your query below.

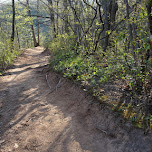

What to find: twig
left=95, top=127, right=107, bottom=135
left=46, top=74, right=51, bottom=90
left=56, top=78, right=62, bottom=91
left=47, top=78, right=62, bottom=95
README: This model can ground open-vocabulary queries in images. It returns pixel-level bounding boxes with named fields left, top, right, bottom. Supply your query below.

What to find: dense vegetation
left=0, top=0, right=152, bottom=131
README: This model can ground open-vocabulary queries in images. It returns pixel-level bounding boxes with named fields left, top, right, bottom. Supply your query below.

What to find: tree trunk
left=147, top=0, right=152, bottom=35
left=16, top=27, right=20, bottom=49
left=26, top=0, right=38, bottom=47
left=56, top=0, right=59, bottom=35
left=103, top=0, right=118, bottom=51
left=125, top=0, right=136, bottom=60
left=110, top=0, right=118, bottom=29
left=37, top=0, right=40, bottom=46
left=11, top=0, right=15, bottom=42
left=47, top=0, right=56, bottom=38
left=68, top=0, right=80, bottom=41
left=63, top=0, right=69, bottom=33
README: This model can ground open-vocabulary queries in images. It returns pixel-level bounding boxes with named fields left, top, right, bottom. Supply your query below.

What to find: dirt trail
left=0, top=47, right=152, bottom=152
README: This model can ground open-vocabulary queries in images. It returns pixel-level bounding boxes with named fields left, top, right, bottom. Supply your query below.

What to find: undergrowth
left=47, top=34, right=152, bottom=131
left=0, top=40, right=22, bottom=75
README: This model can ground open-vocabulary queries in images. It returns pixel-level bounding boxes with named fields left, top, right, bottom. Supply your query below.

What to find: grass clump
left=0, top=40, right=22, bottom=74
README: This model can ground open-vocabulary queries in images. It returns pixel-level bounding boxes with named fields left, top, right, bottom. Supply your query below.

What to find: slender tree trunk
left=104, top=10, right=110, bottom=51
left=147, top=0, right=152, bottom=35
left=16, top=27, right=20, bottom=49
left=47, top=0, right=56, bottom=38
left=56, top=0, right=59, bottom=35
left=125, top=0, right=136, bottom=60
left=125, top=0, right=133, bottom=39
left=37, top=0, right=40, bottom=46
left=73, top=0, right=78, bottom=36
left=11, top=0, right=15, bottom=42
left=63, top=0, right=69, bottom=33
left=68, top=0, right=80, bottom=41
left=26, top=0, right=38, bottom=47
left=110, top=0, right=118, bottom=29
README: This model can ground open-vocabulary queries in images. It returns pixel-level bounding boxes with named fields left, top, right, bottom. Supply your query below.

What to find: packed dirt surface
left=0, top=47, right=152, bottom=152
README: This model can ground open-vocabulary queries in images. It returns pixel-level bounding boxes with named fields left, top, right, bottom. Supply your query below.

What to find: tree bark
left=16, top=27, right=20, bottom=49
left=11, top=0, right=15, bottom=42
left=47, top=0, right=56, bottom=38
left=125, top=0, right=136, bottom=61
left=63, top=0, right=69, bottom=33
left=37, top=0, right=40, bottom=46
left=26, top=0, right=38, bottom=47
left=56, top=0, right=59, bottom=35
left=147, top=0, right=152, bottom=35
left=102, top=0, right=118, bottom=51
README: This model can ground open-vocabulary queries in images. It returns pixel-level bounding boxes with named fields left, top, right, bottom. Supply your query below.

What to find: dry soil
left=0, top=47, right=152, bottom=152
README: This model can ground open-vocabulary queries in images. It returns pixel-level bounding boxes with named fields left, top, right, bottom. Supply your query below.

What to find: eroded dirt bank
left=0, top=47, right=152, bottom=152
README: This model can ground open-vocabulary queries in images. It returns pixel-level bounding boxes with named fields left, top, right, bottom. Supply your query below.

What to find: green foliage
left=49, top=3, right=152, bottom=128
left=49, top=34, right=125, bottom=101
left=0, top=38, right=22, bottom=73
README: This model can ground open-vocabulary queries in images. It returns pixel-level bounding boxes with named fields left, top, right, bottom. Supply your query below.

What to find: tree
left=37, top=0, right=40, bottom=45
left=63, top=0, right=69, bottom=33
left=11, top=0, right=15, bottom=43
left=47, top=0, right=56, bottom=38
left=26, top=0, right=38, bottom=47
left=147, top=0, right=152, bottom=34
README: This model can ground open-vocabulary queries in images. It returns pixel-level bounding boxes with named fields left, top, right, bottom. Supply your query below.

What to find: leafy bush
left=0, top=39, right=21, bottom=74
left=49, top=34, right=125, bottom=97
left=48, top=33, right=152, bottom=130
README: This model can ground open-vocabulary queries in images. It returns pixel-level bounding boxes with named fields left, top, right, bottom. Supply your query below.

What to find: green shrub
left=0, top=39, right=21, bottom=74
left=48, top=33, right=152, bottom=129
left=49, top=34, right=124, bottom=98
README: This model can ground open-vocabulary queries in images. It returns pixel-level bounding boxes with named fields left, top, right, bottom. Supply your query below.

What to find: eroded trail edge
left=0, top=47, right=152, bottom=152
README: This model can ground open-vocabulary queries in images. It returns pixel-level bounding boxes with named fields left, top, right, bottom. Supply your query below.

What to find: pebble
left=0, top=140, right=5, bottom=144
left=14, top=143, right=19, bottom=149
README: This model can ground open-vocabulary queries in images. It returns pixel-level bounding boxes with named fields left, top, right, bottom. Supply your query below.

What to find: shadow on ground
left=0, top=47, right=152, bottom=152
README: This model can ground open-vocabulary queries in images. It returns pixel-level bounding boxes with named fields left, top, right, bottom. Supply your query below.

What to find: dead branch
left=46, top=74, right=51, bottom=90
left=95, top=127, right=107, bottom=135
left=47, top=77, right=62, bottom=95
left=56, top=78, right=62, bottom=91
